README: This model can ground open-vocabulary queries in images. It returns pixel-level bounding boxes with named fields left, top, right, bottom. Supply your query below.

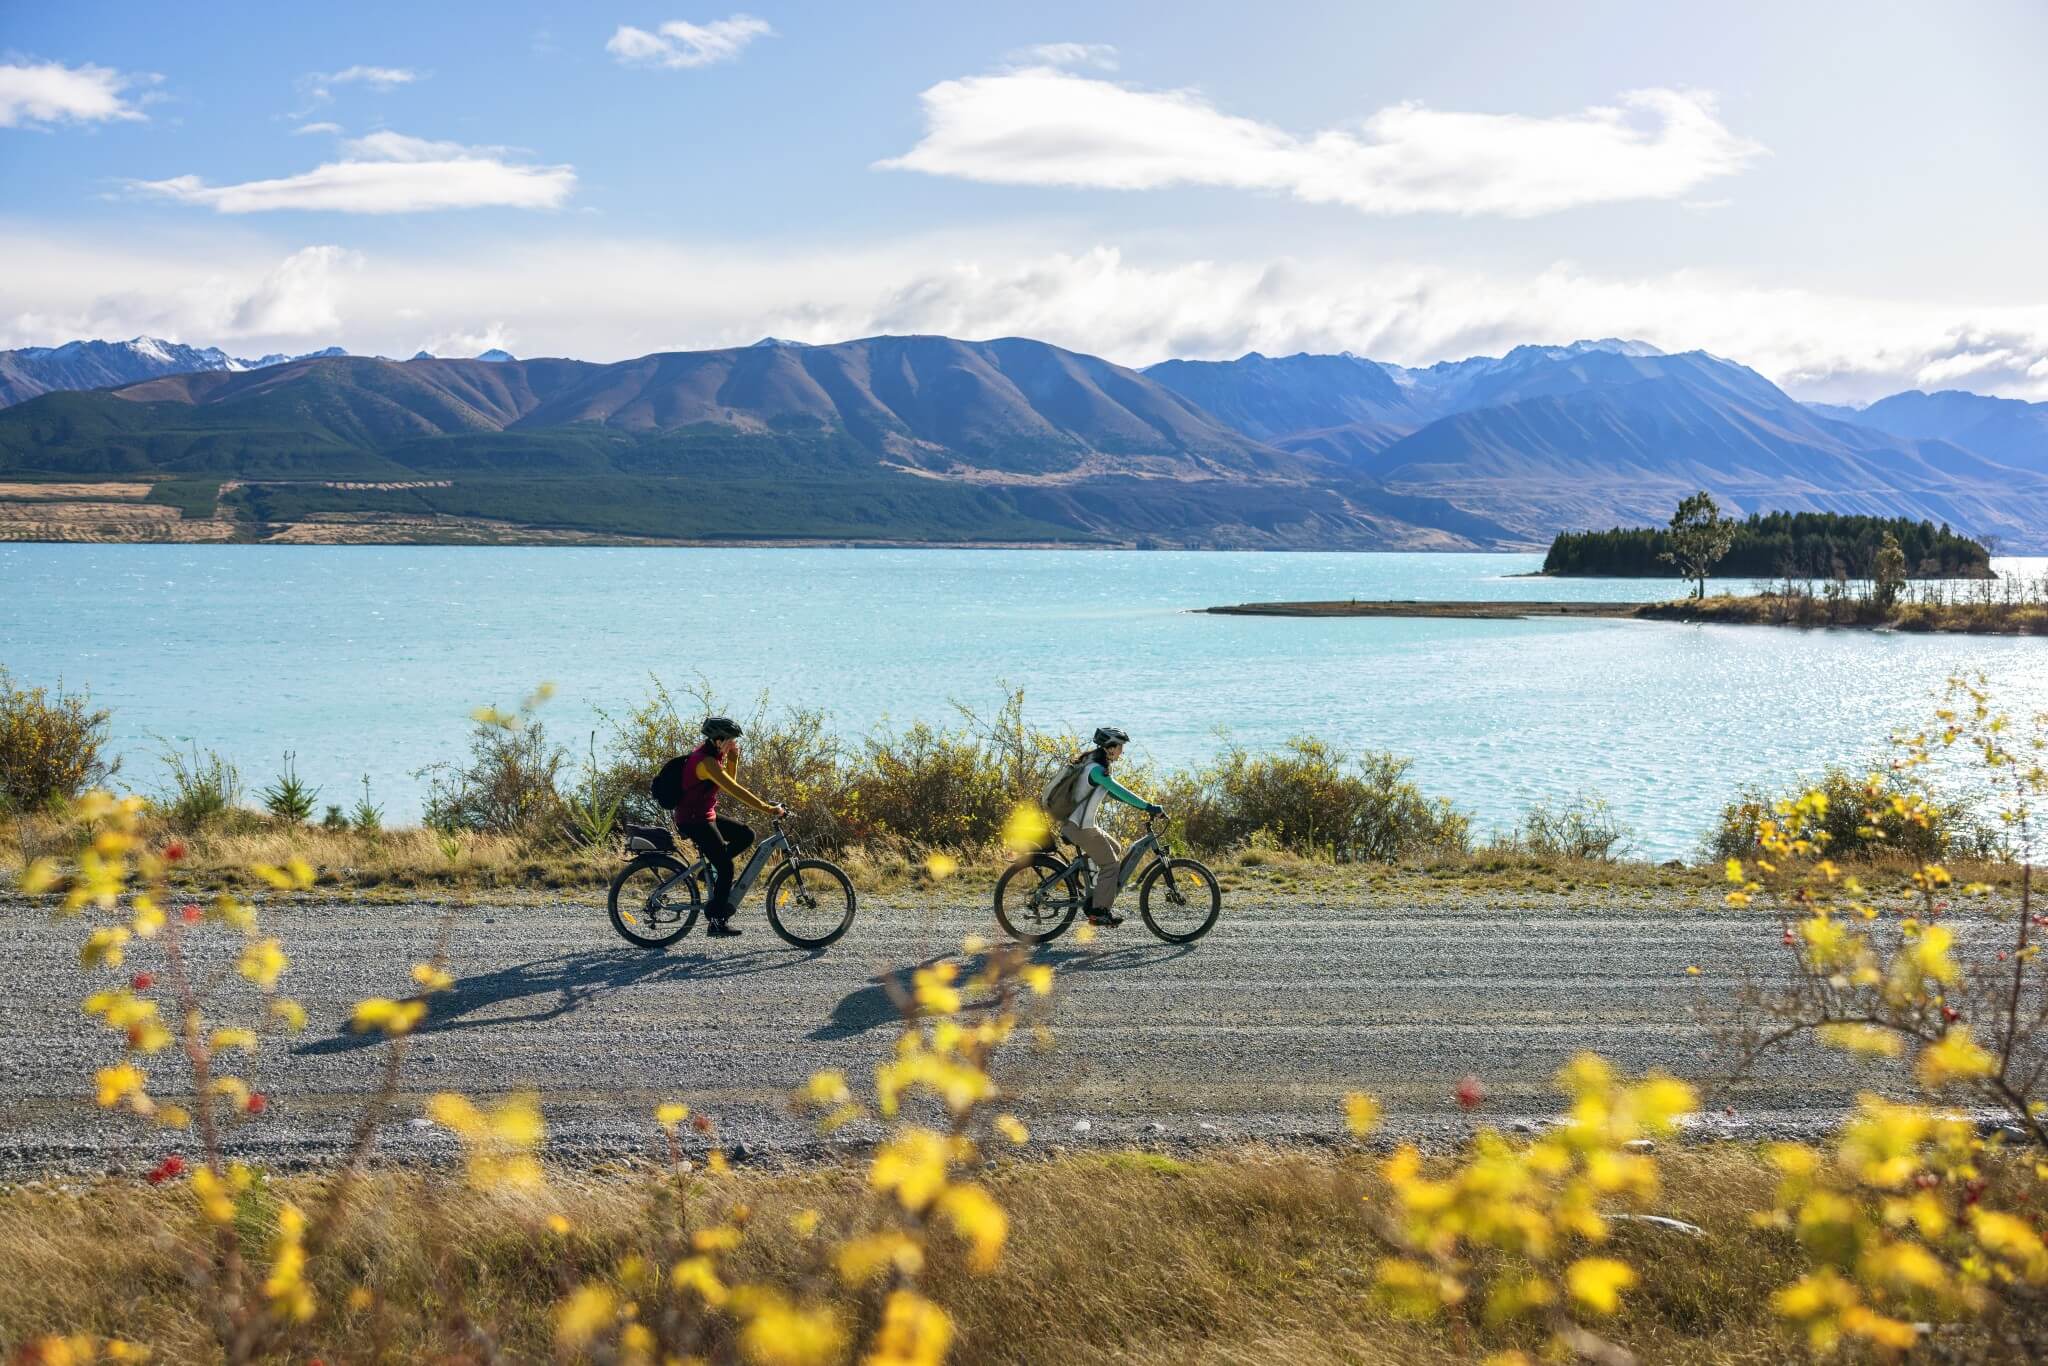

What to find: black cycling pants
left=675, top=816, right=753, bottom=914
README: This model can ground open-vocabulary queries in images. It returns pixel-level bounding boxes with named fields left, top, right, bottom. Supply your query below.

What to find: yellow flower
left=923, top=852, right=959, bottom=881
left=1565, top=1257, right=1637, bottom=1315
left=671, top=1255, right=728, bottom=1306
left=349, top=997, right=426, bottom=1036
left=269, top=998, right=308, bottom=1031
left=209, top=1027, right=258, bottom=1053
left=790, top=1208, right=821, bottom=1238
left=547, top=1214, right=572, bottom=1235
left=554, top=1283, right=616, bottom=1349
left=693, top=1225, right=742, bottom=1253
left=733, top=1289, right=845, bottom=1366
left=80, top=926, right=131, bottom=970
left=834, top=1230, right=925, bottom=1285
left=1816, top=1024, right=1903, bottom=1057
left=912, top=962, right=962, bottom=1016
left=263, top=1202, right=315, bottom=1322
left=994, top=1113, right=1030, bottom=1145
left=1023, top=963, right=1054, bottom=997
left=864, top=1290, right=953, bottom=1366
left=18, top=858, right=61, bottom=895
left=937, top=1182, right=1008, bottom=1271
left=1343, top=1091, right=1382, bottom=1137
left=410, top=962, right=454, bottom=992
left=1916, top=1027, right=1995, bottom=1087
left=250, top=858, right=316, bottom=891
left=656, top=1101, right=691, bottom=1132
left=94, top=1063, right=145, bottom=1109
left=869, top=1128, right=950, bottom=1212
left=237, top=939, right=288, bottom=990
left=804, top=1071, right=851, bottom=1107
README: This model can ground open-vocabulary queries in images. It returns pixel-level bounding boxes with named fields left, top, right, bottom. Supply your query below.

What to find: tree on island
left=1660, top=491, right=1737, bottom=598
left=1873, top=530, right=1907, bottom=608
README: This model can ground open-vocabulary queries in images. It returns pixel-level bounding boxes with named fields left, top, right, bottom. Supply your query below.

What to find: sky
left=3, top=0, right=2046, bottom=402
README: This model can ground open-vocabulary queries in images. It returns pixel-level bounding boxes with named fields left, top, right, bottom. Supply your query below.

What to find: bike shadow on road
left=295, top=945, right=818, bottom=1056
left=809, top=940, right=1196, bottom=1042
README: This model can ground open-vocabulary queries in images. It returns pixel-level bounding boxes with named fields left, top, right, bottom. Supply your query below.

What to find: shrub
left=420, top=716, right=566, bottom=836
left=1707, top=765, right=1994, bottom=862
left=1499, top=793, right=1631, bottom=861
left=348, top=775, right=383, bottom=834
left=155, top=742, right=244, bottom=828
left=0, top=667, right=116, bottom=813
left=259, top=752, right=319, bottom=824
left=1162, top=737, right=1469, bottom=862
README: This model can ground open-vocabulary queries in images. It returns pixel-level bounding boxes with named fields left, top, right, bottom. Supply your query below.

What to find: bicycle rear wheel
left=764, top=858, right=858, bottom=949
left=994, top=854, right=1082, bottom=944
left=608, top=855, right=701, bottom=948
left=1138, top=857, right=1221, bottom=943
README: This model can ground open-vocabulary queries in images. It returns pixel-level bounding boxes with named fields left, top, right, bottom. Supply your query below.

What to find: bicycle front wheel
left=1138, top=857, right=1221, bottom=943
left=994, top=854, right=1082, bottom=944
left=763, top=858, right=857, bottom=949
left=608, top=855, right=701, bottom=948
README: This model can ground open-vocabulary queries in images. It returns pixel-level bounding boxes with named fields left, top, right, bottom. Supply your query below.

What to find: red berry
left=147, top=1154, right=187, bottom=1184
left=246, top=1093, right=267, bottom=1114
left=1783, top=930, right=1797, bottom=945
left=163, top=840, right=187, bottom=862
left=1942, top=1006, right=1961, bottom=1023
left=1455, top=1075, right=1485, bottom=1111
left=180, top=904, right=202, bottom=923
left=131, top=972, right=155, bottom=991
left=163, top=1155, right=184, bottom=1177
left=691, top=1114, right=713, bottom=1133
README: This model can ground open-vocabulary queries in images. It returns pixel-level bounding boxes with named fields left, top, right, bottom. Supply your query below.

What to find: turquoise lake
left=5, top=545, right=2046, bottom=859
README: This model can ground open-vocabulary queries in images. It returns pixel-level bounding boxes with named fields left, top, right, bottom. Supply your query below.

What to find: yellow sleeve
left=696, top=757, right=774, bottom=813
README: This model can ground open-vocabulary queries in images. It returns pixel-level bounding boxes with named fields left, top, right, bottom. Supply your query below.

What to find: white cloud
left=4, top=231, right=2045, bottom=403
left=0, top=60, right=150, bottom=129
left=606, top=15, right=774, bottom=69
left=881, top=70, right=1762, bottom=217
left=325, top=65, right=419, bottom=89
left=129, top=133, right=575, bottom=213
left=1006, top=43, right=1118, bottom=71
left=230, top=245, right=360, bottom=334
left=292, top=121, right=343, bottom=136
left=425, top=321, right=516, bottom=357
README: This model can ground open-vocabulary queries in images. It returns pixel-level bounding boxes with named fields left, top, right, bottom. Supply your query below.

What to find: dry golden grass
left=9, top=1146, right=2043, bottom=1363
left=13, top=1146, right=2003, bottom=1365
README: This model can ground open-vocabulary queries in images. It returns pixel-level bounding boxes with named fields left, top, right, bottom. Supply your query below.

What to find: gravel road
left=0, top=887, right=1910, bottom=1175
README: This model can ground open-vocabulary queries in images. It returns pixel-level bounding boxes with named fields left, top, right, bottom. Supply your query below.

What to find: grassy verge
left=19, top=1144, right=2025, bottom=1365
left=2, top=809, right=2026, bottom=904
left=1636, top=592, right=2048, bottom=634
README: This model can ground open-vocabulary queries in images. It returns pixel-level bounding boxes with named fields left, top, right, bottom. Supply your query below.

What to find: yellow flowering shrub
left=1345, top=1055, right=1697, bottom=1360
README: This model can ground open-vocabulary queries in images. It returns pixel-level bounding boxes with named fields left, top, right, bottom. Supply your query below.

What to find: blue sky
left=4, top=0, right=2046, bottom=400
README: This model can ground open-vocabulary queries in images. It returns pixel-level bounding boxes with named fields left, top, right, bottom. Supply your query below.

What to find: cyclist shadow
left=809, top=940, right=1195, bottom=1042
left=295, top=945, right=816, bottom=1057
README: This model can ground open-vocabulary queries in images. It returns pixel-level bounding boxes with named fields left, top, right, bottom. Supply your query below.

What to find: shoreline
left=1203, top=597, right=2048, bottom=634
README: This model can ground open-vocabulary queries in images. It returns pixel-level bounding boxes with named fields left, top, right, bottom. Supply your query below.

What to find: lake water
left=5, top=545, right=2046, bottom=859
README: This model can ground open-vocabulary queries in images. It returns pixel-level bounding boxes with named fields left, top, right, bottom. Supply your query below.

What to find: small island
left=1540, top=509, right=1994, bottom=580
left=1202, top=595, right=2046, bottom=634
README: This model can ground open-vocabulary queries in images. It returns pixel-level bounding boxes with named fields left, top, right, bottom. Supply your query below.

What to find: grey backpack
left=1039, top=756, right=1092, bottom=821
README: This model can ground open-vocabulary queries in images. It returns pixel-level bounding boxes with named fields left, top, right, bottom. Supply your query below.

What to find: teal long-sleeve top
left=1088, top=763, right=1150, bottom=810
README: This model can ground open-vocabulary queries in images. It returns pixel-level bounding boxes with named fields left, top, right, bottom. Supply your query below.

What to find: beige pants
left=1061, top=820, right=1123, bottom=910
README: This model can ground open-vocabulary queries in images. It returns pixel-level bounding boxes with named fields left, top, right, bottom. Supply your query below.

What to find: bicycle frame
left=661, top=823, right=796, bottom=908
left=1058, top=817, right=1171, bottom=899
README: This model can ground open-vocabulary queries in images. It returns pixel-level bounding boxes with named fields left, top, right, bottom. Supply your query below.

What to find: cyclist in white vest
left=1055, top=725, right=1164, bottom=928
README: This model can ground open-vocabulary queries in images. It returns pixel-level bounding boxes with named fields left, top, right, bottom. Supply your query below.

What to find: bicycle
left=993, top=811, right=1221, bottom=945
left=608, top=815, right=857, bottom=950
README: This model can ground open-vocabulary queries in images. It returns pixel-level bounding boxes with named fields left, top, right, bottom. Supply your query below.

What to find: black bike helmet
left=1092, top=726, right=1130, bottom=747
left=702, top=716, right=743, bottom=742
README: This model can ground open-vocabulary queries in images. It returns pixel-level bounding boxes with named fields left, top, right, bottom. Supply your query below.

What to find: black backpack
left=650, top=754, right=692, bottom=810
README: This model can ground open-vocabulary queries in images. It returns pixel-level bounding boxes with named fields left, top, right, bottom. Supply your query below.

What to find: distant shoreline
left=1203, top=597, right=2048, bottom=635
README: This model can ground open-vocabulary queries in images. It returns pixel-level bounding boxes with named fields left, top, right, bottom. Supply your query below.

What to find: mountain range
left=1, top=332, right=2043, bottom=550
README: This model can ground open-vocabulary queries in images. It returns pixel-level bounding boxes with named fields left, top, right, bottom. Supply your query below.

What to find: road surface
left=1, top=888, right=1895, bottom=1174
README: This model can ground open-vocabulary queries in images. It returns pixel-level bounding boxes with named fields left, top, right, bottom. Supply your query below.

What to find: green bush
left=1160, top=738, right=1470, bottom=862
left=1497, top=794, right=1631, bottom=861
left=155, top=742, right=244, bottom=828
left=259, top=752, right=319, bottom=824
left=420, top=718, right=566, bottom=836
left=1707, top=766, right=1995, bottom=862
left=0, top=668, right=116, bottom=813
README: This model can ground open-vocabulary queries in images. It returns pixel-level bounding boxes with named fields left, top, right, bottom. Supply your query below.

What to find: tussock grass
left=2, top=1147, right=1963, bottom=1365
